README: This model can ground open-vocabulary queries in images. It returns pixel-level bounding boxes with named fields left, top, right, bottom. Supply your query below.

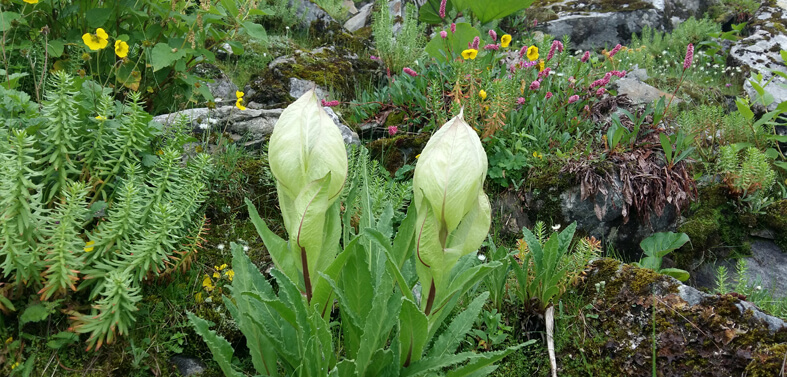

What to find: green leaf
left=419, top=0, right=454, bottom=24
left=20, top=303, right=52, bottom=325
left=425, top=22, right=480, bottom=63
left=246, top=198, right=299, bottom=287
left=221, top=0, right=240, bottom=18
left=428, top=291, right=490, bottom=359
left=85, top=8, right=113, bottom=28
left=736, top=98, right=754, bottom=120
left=468, top=0, right=535, bottom=24
left=242, top=21, right=267, bottom=42
left=47, top=40, right=65, bottom=58
left=659, top=268, right=690, bottom=282
left=149, top=43, right=187, bottom=72
left=640, top=232, right=690, bottom=258
left=0, top=295, right=16, bottom=311
left=446, top=342, right=534, bottom=377
left=226, top=40, right=245, bottom=55
left=780, top=49, right=787, bottom=63
left=0, top=12, right=21, bottom=32
left=659, top=133, right=673, bottom=163
left=187, top=313, right=245, bottom=377
left=46, top=332, right=79, bottom=349
left=399, top=297, right=429, bottom=366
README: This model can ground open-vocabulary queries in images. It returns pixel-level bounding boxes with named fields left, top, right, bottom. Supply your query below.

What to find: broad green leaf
left=399, top=298, right=429, bottom=367
left=246, top=198, right=299, bottom=287
left=0, top=12, right=21, bottom=32
left=47, top=40, right=65, bottom=58
left=20, top=303, right=52, bottom=325
left=392, top=202, right=417, bottom=268
left=187, top=313, right=245, bottom=377
left=0, top=295, right=16, bottom=311
left=780, top=49, right=787, bottom=63
left=425, top=22, right=480, bottom=63
left=46, top=332, right=78, bottom=349
left=226, top=40, right=245, bottom=55
left=311, top=235, right=360, bottom=319
left=640, top=232, right=690, bottom=258
left=736, top=98, right=754, bottom=120
left=355, top=272, right=400, bottom=376
left=221, top=0, right=240, bottom=17
left=468, top=0, right=532, bottom=24
left=419, top=0, right=454, bottom=24
left=150, top=43, right=187, bottom=72
left=660, top=268, right=690, bottom=282
left=659, top=133, right=673, bottom=163
left=242, top=21, right=268, bottom=42
left=86, top=8, right=113, bottom=28
left=445, top=342, right=534, bottom=377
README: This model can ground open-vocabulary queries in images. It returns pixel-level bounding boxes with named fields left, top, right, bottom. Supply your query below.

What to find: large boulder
left=535, top=0, right=721, bottom=51
left=691, top=240, right=787, bottom=299
left=558, top=258, right=787, bottom=376
left=728, top=0, right=787, bottom=111
left=152, top=105, right=359, bottom=148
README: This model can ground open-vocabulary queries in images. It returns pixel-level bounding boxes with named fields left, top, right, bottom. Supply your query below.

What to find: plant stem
left=424, top=279, right=436, bottom=315
left=301, top=246, right=312, bottom=304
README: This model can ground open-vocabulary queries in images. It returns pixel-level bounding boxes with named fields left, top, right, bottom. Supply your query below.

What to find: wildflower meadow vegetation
left=1, top=0, right=787, bottom=376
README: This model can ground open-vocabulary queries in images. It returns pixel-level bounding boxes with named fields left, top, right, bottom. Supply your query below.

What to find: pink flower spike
left=568, top=95, right=580, bottom=104
left=370, top=55, right=379, bottom=61
left=609, top=44, right=622, bottom=57
left=451, top=23, right=456, bottom=33
left=439, top=0, right=446, bottom=18
left=581, top=51, right=590, bottom=62
left=509, top=64, right=517, bottom=73
left=440, top=30, right=448, bottom=39
left=519, top=45, right=528, bottom=58
left=533, top=19, right=538, bottom=27
left=489, top=30, right=497, bottom=42
left=403, top=67, right=418, bottom=77
left=529, top=81, right=540, bottom=90
left=538, top=67, right=551, bottom=78
left=388, top=125, right=398, bottom=136
left=471, top=36, right=480, bottom=50
left=596, top=87, right=606, bottom=96
left=545, top=92, right=553, bottom=99
left=517, top=97, right=526, bottom=105
left=321, top=99, right=340, bottom=107
left=683, top=43, right=694, bottom=70
left=484, top=44, right=499, bottom=51
left=546, top=40, right=563, bottom=61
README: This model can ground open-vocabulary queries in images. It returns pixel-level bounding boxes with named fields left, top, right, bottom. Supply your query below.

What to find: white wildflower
left=478, top=254, right=487, bottom=261
left=217, top=243, right=225, bottom=250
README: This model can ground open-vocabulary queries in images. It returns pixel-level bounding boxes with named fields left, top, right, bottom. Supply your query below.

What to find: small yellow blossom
left=82, top=28, right=109, bottom=51
left=415, top=154, right=421, bottom=159
left=479, top=90, right=487, bottom=100
left=84, top=240, right=95, bottom=252
left=527, top=46, right=539, bottom=61
left=10, top=362, right=20, bottom=370
left=225, top=269, right=235, bottom=282
left=501, top=34, right=512, bottom=48
left=195, top=292, right=203, bottom=303
left=532, top=151, right=543, bottom=159
left=202, top=275, right=214, bottom=291
left=95, top=115, right=107, bottom=120
left=24, top=0, right=39, bottom=4
left=114, top=40, right=129, bottom=58
left=235, top=91, right=247, bottom=110
left=215, top=264, right=228, bottom=271
left=461, top=49, right=478, bottom=60
left=5, top=336, right=13, bottom=344
left=212, top=272, right=220, bottom=279
left=538, top=60, right=545, bottom=72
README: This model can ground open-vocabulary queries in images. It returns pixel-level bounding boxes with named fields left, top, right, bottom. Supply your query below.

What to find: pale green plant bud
left=268, top=90, right=348, bottom=294
left=413, top=109, right=490, bottom=314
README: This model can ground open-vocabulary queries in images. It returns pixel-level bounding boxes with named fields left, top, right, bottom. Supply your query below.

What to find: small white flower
left=285, top=26, right=290, bottom=30
left=552, top=224, right=561, bottom=231
left=198, top=123, right=209, bottom=130
left=217, top=243, right=225, bottom=250
left=243, top=245, right=249, bottom=252
left=478, top=254, right=487, bottom=261
left=205, top=296, right=213, bottom=303
left=756, top=285, right=762, bottom=290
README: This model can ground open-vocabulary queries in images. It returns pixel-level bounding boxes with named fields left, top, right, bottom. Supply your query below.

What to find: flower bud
left=268, top=90, right=347, bottom=284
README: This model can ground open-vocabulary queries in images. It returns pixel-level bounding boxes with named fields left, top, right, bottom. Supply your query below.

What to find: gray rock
left=169, top=355, right=206, bottom=376
left=206, top=76, right=239, bottom=106
left=663, top=0, right=721, bottom=28
left=691, top=240, right=787, bottom=299
left=729, top=1, right=787, bottom=111
left=613, top=76, right=680, bottom=106
left=344, top=3, right=373, bottom=32
left=289, top=78, right=327, bottom=99
left=216, top=43, right=233, bottom=60
left=560, top=176, right=678, bottom=260
left=492, top=191, right=531, bottom=237
left=323, top=107, right=360, bottom=145
left=297, top=0, right=337, bottom=29
left=389, top=0, right=404, bottom=34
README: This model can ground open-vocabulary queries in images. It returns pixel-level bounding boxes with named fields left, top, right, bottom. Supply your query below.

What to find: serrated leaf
left=428, top=291, right=489, bottom=359
left=187, top=312, right=245, bottom=377
left=399, top=297, right=429, bottom=367
left=20, top=304, right=52, bottom=325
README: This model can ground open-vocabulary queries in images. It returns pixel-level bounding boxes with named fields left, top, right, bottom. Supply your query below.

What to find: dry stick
left=780, top=348, right=786, bottom=377
left=546, top=305, right=558, bottom=377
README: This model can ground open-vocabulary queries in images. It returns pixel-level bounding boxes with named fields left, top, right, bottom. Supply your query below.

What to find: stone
left=491, top=191, right=532, bottom=237
left=389, top=0, right=404, bottom=34
left=691, top=240, right=787, bottom=299
left=169, top=355, right=206, bottom=376
left=296, top=0, right=336, bottom=30
left=322, top=106, right=360, bottom=145
left=344, top=3, right=374, bottom=32
left=728, top=0, right=787, bottom=111
left=288, top=77, right=327, bottom=99
left=613, top=76, right=680, bottom=106
left=206, top=76, right=239, bottom=106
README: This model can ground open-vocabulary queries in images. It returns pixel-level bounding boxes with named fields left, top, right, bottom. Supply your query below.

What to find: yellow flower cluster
left=84, top=240, right=95, bottom=252
left=24, top=0, right=39, bottom=4
left=235, top=91, right=247, bottom=110
left=478, top=90, right=487, bottom=100
left=82, top=28, right=130, bottom=58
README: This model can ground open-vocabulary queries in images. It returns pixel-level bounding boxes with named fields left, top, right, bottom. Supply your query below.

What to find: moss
left=745, top=343, right=787, bottom=376
left=760, top=199, right=787, bottom=250
left=519, top=161, right=577, bottom=225
left=366, top=132, right=430, bottom=175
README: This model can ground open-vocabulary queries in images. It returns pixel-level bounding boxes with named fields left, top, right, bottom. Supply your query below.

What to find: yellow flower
left=24, top=0, right=39, bottom=4
left=195, top=292, right=203, bottom=303
left=202, top=275, right=214, bottom=291
left=95, top=115, right=107, bottom=120
left=212, top=272, right=220, bottom=279
left=479, top=90, right=487, bottom=100
left=82, top=28, right=109, bottom=51
left=532, top=151, right=543, bottom=159
left=415, top=154, right=421, bottom=159
left=527, top=46, right=539, bottom=61
left=84, top=240, right=95, bottom=252
left=114, top=40, right=129, bottom=58
left=225, top=269, right=235, bottom=282
left=501, top=34, right=512, bottom=48
left=215, top=264, right=227, bottom=271
left=235, top=91, right=247, bottom=110
left=10, top=362, right=20, bottom=370
left=5, top=337, right=12, bottom=344
left=461, top=49, right=478, bottom=60
left=538, top=60, right=545, bottom=72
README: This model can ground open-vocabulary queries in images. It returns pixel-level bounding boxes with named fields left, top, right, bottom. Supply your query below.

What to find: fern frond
left=38, top=181, right=90, bottom=300
left=40, top=71, right=82, bottom=203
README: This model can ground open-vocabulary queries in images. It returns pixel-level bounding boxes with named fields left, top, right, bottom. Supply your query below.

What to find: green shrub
left=372, top=0, right=426, bottom=74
